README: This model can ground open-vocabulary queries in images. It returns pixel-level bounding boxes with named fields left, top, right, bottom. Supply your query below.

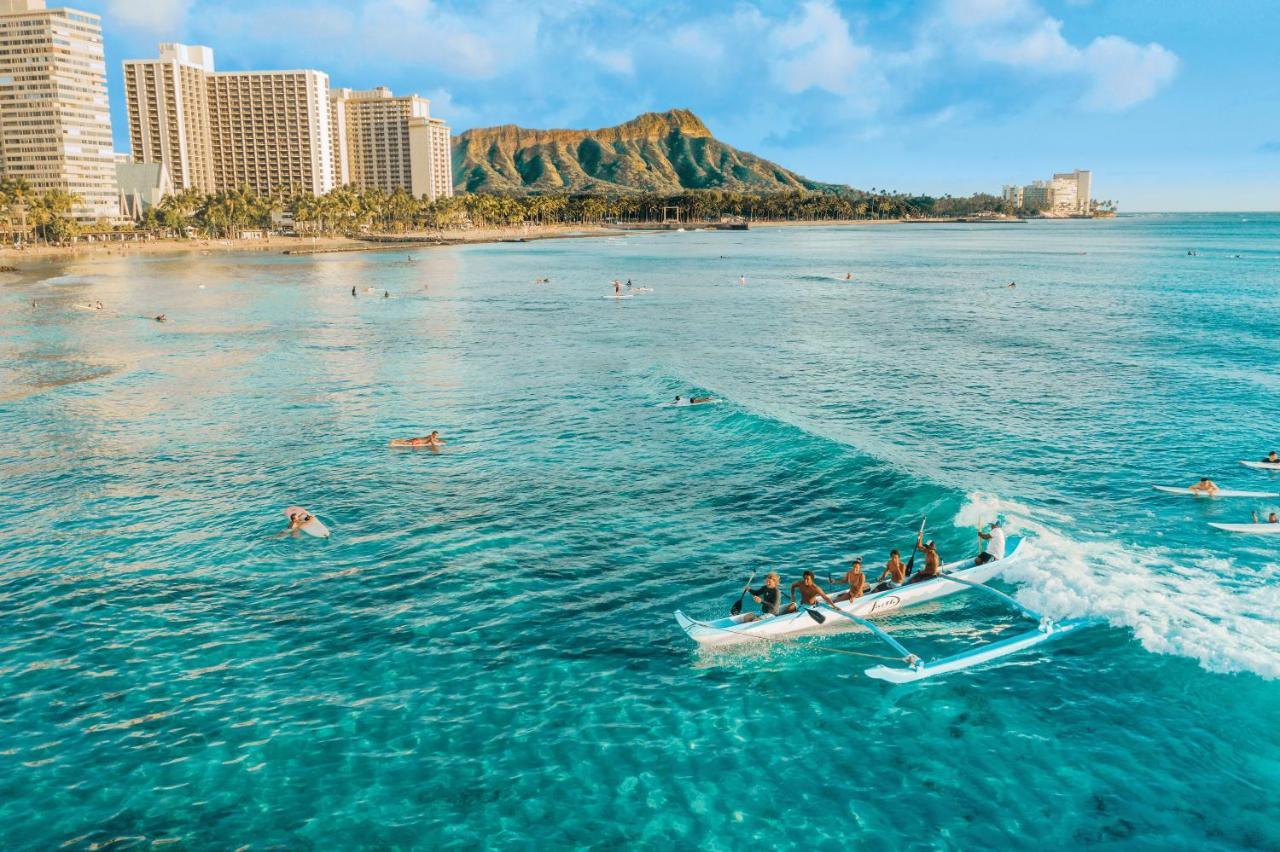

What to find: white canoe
left=674, top=538, right=1022, bottom=647
left=1152, top=485, right=1279, bottom=498
left=1208, top=522, right=1280, bottom=535
left=1240, top=461, right=1280, bottom=471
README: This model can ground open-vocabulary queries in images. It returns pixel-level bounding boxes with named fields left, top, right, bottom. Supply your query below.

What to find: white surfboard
left=1152, top=485, right=1278, bottom=498
left=603, top=294, right=634, bottom=300
left=1208, top=522, right=1280, bottom=535
left=660, top=398, right=721, bottom=408
left=283, top=506, right=330, bottom=538
left=1240, top=461, right=1280, bottom=471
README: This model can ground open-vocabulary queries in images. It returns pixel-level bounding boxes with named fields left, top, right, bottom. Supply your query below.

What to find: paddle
left=729, top=572, right=756, bottom=616
left=904, top=517, right=927, bottom=577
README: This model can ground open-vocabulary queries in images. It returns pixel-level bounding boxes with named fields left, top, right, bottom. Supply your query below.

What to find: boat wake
left=955, top=492, right=1280, bottom=680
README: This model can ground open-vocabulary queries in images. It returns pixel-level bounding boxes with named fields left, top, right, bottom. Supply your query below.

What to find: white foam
left=956, top=492, right=1280, bottom=680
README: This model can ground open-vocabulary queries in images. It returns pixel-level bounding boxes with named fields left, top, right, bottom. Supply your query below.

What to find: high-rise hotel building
left=125, top=44, right=452, bottom=200
left=329, top=86, right=452, bottom=201
left=125, top=45, right=333, bottom=196
left=0, top=0, right=118, bottom=221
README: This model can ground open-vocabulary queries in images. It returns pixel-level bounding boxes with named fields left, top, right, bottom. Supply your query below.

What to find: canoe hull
left=675, top=539, right=1021, bottom=647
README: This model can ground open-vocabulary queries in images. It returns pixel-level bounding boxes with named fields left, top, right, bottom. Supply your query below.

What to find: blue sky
left=81, top=0, right=1280, bottom=210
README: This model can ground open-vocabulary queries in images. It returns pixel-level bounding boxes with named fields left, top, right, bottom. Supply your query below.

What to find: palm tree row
left=0, top=178, right=85, bottom=244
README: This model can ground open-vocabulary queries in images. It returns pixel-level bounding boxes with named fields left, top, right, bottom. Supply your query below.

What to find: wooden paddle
left=904, top=517, right=927, bottom=577
left=729, top=572, right=756, bottom=616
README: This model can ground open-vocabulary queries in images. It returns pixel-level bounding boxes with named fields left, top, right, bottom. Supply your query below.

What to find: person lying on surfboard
left=905, top=536, right=942, bottom=584
left=790, top=571, right=839, bottom=611
left=742, top=572, right=784, bottom=621
left=395, top=430, right=445, bottom=448
left=834, top=558, right=867, bottom=601
left=873, top=549, right=907, bottom=591
left=673, top=395, right=713, bottom=406
left=1262, top=452, right=1279, bottom=464
left=1188, top=478, right=1219, bottom=495
left=1251, top=512, right=1279, bottom=524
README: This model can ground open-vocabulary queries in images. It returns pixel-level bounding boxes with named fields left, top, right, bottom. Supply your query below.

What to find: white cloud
left=1080, top=36, right=1178, bottom=111
left=766, top=0, right=882, bottom=113
left=105, top=0, right=191, bottom=36
left=584, top=47, right=634, bottom=76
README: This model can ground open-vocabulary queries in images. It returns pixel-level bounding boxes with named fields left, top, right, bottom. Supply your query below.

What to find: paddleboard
left=1240, top=461, right=1280, bottom=471
left=603, top=294, right=634, bottom=300
left=1208, top=522, right=1280, bottom=535
left=283, top=506, right=330, bottom=538
left=1152, top=485, right=1278, bottom=498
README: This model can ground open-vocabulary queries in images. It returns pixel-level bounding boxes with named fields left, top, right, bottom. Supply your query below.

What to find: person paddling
left=1189, top=477, right=1219, bottom=495
left=790, top=571, right=839, bottom=611
left=742, top=572, right=784, bottom=621
left=836, top=557, right=867, bottom=601
left=1262, top=452, right=1279, bottom=464
left=905, top=535, right=942, bottom=584
left=404, top=430, right=445, bottom=448
left=873, top=549, right=907, bottom=591
left=975, top=518, right=1006, bottom=565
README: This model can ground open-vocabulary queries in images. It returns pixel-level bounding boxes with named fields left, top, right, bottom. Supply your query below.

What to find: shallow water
left=1, top=216, right=1278, bottom=849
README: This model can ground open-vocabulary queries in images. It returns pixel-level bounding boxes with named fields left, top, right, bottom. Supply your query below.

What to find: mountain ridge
left=452, top=109, right=840, bottom=195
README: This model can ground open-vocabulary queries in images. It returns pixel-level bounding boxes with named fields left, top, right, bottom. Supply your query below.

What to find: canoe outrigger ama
left=674, top=536, right=1096, bottom=683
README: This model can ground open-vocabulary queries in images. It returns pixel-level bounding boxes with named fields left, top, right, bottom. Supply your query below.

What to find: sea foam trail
left=957, top=492, right=1280, bottom=680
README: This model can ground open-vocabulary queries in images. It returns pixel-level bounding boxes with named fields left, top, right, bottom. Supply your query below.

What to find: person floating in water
left=1188, top=477, right=1219, bottom=495
left=1007, top=281, right=1016, bottom=288
left=1252, top=511, right=1280, bottom=524
left=844, top=272, right=853, bottom=280
left=383, top=290, right=389, bottom=299
left=738, top=275, right=746, bottom=286
left=95, top=301, right=103, bottom=310
left=154, top=314, right=167, bottom=322
left=1261, top=451, right=1279, bottom=465
left=280, top=508, right=314, bottom=537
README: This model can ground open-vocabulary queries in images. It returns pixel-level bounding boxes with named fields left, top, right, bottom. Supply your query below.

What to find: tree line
left=1, top=177, right=1085, bottom=245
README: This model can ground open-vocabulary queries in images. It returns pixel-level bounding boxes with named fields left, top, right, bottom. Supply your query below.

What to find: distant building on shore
left=125, top=44, right=334, bottom=196
left=124, top=44, right=453, bottom=201
left=0, top=0, right=119, bottom=221
left=1003, top=170, right=1093, bottom=215
left=329, top=86, right=453, bottom=201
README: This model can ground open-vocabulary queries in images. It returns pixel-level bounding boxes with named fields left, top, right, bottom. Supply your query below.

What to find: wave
left=956, top=492, right=1280, bottom=680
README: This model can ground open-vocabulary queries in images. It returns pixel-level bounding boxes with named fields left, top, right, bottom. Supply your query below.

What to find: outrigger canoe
left=675, top=537, right=1023, bottom=647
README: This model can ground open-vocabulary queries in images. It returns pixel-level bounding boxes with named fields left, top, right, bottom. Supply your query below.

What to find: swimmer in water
left=1007, top=281, right=1016, bottom=288
left=351, top=286, right=357, bottom=297
left=738, top=275, right=746, bottom=286
left=154, top=314, right=167, bottom=322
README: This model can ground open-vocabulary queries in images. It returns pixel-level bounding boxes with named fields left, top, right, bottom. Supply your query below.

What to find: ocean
left=1, top=214, right=1277, bottom=849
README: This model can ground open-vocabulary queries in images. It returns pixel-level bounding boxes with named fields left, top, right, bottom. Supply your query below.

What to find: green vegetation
left=0, top=178, right=84, bottom=244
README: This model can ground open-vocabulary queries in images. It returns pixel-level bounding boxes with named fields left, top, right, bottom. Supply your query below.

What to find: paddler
left=1252, top=511, right=1280, bottom=524
left=905, top=535, right=942, bottom=584
left=836, top=557, right=867, bottom=601
left=403, top=430, right=445, bottom=448
left=1189, top=477, right=1219, bottom=495
left=873, top=549, right=907, bottom=591
left=1262, top=452, right=1279, bottom=464
left=742, top=572, right=784, bottom=621
left=975, top=518, right=1006, bottom=565
left=790, top=571, right=839, bottom=611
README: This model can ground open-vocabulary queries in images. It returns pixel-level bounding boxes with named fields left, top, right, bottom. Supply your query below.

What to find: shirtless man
left=789, top=571, right=839, bottom=611
left=905, top=536, right=942, bottom=584
left=278, top=509, right=314, bottom=537
left=873, top=549, right=907, bottom=591
left=1252, top=511, right=1280, bottom=524
left=408, top=430, right=445, bottom=448
left=836, top=558, right=866, bottom=602
left=1189, top=477, right=1219, bottom=495
left=612, top=279, right=622, bottom=296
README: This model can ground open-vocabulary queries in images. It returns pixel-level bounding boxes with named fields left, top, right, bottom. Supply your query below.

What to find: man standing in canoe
left=975, top=518, right=1007, bottom=565
left=1189, top=477, right=1219, bottom=495
left=873, top=549, right=907, bottom=591
left=743, top=572, right=784, bottom=621
left=790, top=571, right=840, bottom=610
left=906, top=535, right=942, bottom=584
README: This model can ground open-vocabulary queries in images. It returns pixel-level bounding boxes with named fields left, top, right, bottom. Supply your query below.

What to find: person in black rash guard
left=1263, top=451, right=1279, bottom=464
left=742, top=572, right=783, bottom=621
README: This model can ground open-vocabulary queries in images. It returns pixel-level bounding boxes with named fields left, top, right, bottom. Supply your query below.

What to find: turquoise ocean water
left=1, top=215, right=1278, bottom=848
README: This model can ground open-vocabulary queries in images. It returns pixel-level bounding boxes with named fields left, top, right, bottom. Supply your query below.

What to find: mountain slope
left=452, top=109, right=835, bottom=194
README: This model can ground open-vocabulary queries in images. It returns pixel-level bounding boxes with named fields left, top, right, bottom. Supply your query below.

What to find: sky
left=78, top=0, right=1280, bottom=210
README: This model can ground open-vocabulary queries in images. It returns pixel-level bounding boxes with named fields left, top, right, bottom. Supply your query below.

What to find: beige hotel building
left=0, top=0, right=119, bottom=221
left=125, top=44, right=452, bottom=200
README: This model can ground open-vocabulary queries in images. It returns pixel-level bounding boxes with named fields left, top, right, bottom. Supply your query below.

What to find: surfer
left=836, top=558, right=867, bottom=601
left=398, top=430, right=445, bottom=448
left=1252, top=512, right=1280, bottom=524
left=383, top=290, right=389, bottom=299
left=1262, top=451, right=1279, bottom=464
left=625, top=279, right=633, bottom=289
left=844, top=273, right=853, bottom=280
left=280, top=509, right=314, bottom=537
left=154, top=314, right=167, bottom=322
left=873, top=549, right=907, bottom=591
left=95, top=301, right=103, bottom=310
left=905, top=536, right=942, bottom=583
left=789, top=571, right=839, bottom=611
left=975, top=518, right=1006, bottom=565
left=742, top=572, right=784, bottom=621
left=1188, top=477, right=1219, bottom=495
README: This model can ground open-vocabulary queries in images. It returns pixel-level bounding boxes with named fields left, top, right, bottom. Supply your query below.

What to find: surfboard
left=1208, top=522, right=1280, bottom=535
left=1152, top=485, right=1279, bottom=498
left=283, top=506, right=330, bottom=538
left=1240, top=461, right=1280, bottom=471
